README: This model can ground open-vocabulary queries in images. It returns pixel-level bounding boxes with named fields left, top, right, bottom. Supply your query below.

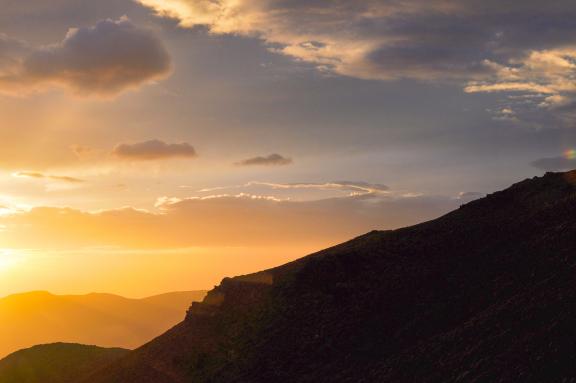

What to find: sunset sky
left=1, top=0, right=576, bottom=297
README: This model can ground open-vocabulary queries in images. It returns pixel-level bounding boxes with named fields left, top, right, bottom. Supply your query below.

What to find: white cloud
left=196, top=181, right=390, bottom=196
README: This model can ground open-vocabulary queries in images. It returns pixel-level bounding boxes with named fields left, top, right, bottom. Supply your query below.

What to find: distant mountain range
left=0, top=343, right=128, bottom=383
left=7, top=171, right=576, bottom=382
left=0, top=290, right=206, bottom=359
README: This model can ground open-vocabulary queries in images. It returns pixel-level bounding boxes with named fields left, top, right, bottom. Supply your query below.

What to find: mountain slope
left=87, top=171, right=576, bottom=382
left=0, top=343, right=128, bottom=383
left=0, top=291, right=206, bottom=359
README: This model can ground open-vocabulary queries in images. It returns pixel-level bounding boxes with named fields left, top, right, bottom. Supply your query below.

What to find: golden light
left=0, top=208, right=14, bottom=217
left=0, top=249, right=18, bottom=271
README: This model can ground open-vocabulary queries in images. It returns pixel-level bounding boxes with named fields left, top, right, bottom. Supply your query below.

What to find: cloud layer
left=137, top=1, right=576, bottom=78
left=0, top=191, right=464, bottom=249
left=137, top=0, right=576, bottom=125
left=0, top=17, right=171, bottom=96
left=112, top=139, right=197, bottom=160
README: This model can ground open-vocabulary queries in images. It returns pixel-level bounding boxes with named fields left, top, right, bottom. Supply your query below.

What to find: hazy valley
left=0, top=291, right=206, bottom=359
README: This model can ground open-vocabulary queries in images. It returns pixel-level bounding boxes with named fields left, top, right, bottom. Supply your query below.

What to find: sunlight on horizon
left=0, top=249, right=19, bottom=272
left=0, top=244, right=323, bottom=299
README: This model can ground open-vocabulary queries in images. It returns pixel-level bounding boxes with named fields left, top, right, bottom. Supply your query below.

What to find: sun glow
left=0, top=249, right=18, bottom=271
left=0, top=207, right=15, bottom=217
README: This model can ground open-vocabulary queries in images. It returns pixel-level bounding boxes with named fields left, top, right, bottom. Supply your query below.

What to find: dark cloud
left=138, top=0, right=576, bottom=126
left=235, top=153, right=292, bottom=166
left=14, top=171, right=84, bottom=183
left=113, top=139, right=197, bottom=160
left=137, top=0, right=576, bottom=80
left=531, top=156, right=576, bottom=171
left=0, top=17, right=171, bottom=96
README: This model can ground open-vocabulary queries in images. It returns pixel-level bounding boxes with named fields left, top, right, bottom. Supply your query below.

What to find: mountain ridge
left=0, top=343, right=129, bottom=383
left=79, top=170, right=576, bottom=382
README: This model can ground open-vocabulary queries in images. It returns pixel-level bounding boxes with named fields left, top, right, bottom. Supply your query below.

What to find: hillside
left=82, top=170, right=576, bottom=382
left=0, top=343, right=128, bottom=383
left=0, top=291, right=206, bottom=359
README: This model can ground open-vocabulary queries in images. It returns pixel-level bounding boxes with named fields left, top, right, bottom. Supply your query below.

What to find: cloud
left=195, top=181, right=389, bottom=195
left=251, top=181, right=389, bottom=194
left=137, top=0, right=488, bottom=81
left=531, top=156, right=576, bottom=171
left=112, top=139, right=197, bottom=160
left=463, top=49, right=576, bottom=124
left=235, top=153, right=292, bottom=166
left=137, top=0, right=576, bottom=125
left=13, top=171, right=84, bottom=183
left=0, top=17, right=171, bottom=97
left=0, top=191, right=461, bottom=249
left=136, top=1, right=576, bottom=79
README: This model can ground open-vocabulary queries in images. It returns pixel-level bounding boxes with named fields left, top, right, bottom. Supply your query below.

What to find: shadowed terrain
left=30, top=171, right=576, bottom=382
left=0, top=291, right=206, bottom=359
left=0, top=343, right=129, bottom=383
left=83, top=170, right=576, bottom=382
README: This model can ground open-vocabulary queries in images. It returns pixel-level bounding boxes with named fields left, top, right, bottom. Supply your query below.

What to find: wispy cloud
left=196, top=181, right=389, bottom=196
left=13, top=171, right=84, bottom=183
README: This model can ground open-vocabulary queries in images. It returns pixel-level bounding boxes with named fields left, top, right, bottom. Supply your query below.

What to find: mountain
left=0, top=343, right=129, bottom=383
left=80, top=170, right=576, bottom=382
left=0, top=291, right=206, bottom=359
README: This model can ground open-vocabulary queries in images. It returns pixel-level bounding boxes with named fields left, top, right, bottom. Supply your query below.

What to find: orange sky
left=2, top=0, right=571, bottom=298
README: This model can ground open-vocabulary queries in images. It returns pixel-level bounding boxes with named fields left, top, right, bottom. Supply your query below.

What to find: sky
left=1, top=0, right=576, bottom=297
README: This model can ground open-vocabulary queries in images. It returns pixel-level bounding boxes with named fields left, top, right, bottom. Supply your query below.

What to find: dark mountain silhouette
left=81, top=170, right=576, bottom=382
left=0, top=291, right=206, bottom=359
left=0, top=343, right=128, bottom=383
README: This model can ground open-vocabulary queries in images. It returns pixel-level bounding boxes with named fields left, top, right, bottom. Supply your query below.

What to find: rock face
left=0, top=343, right=129, bottom=383
left=86, top=171, right=576, bottom=382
